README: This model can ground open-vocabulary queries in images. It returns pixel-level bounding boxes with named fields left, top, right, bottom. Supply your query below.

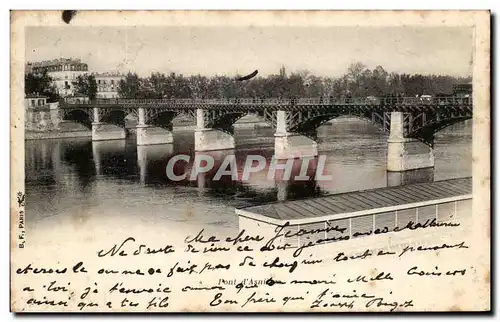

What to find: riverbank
left=24, top=121, right=275, bottom=140
left=25, top=131, right=92, bottom=140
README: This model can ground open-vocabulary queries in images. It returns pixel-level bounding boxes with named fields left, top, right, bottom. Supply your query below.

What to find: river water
left=25, top=118, right=472, bottom=242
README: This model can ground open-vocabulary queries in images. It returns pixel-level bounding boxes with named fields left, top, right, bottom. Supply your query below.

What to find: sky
left=25, top=26, right=473, bottom=78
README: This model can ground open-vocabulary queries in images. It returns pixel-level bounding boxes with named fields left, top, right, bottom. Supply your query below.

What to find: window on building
left=38, top=99, right=42, bottom=106
left=98, top=80, right=101, bottom=84
left=111, top=80, right=114, bottom=84
left=31, top=100, right=35, bottom=106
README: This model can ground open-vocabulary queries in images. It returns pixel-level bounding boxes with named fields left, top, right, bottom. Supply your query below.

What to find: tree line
left=25, top=62, right=471, bottom=102
left=118, top=63, right=471, bottom=99
left=25, top=71, right=97, bottom=102
left=24, top=70, right=59, bottom=101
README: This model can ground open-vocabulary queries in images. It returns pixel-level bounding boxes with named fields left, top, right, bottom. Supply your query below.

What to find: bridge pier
left=194, top=109, right=235, bottom=151
left=274, top=111, right=318, bottom=159
left=92, top=122, right=127, bottom=141
left=137, top=125, right=174, bottom=145
left=387, top=168, right=435, bottom=186
left=49, top=102, right=60, bottom=130
left=136, top=107, right=173, bottom=145
left=387, top=112, right=434, bottom=172
left=91, top=108, right=126, bottom=141
left=137, top=144, right=174, bottom=184
left=59, top=98, right=471, bottom=164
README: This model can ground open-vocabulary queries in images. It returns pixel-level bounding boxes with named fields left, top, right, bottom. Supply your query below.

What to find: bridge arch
left=407, top=116, right=472, bottom=147
left=287, top=110, right=472, bottom=147
left=288, top=111, right=389, bottom=141
left=210, top=112, right=247, bottom=134
left=208, top=111, right=274, bottom=134
left=100, top=110, right=129, bottom=128
left=147, top=110, right=195, bottom=129
left=61, top=109, right=93, bottom=129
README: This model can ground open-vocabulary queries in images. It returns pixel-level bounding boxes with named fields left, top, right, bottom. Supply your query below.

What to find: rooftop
left=26, top=58, right=86, bottom=67
left=25, top=93, right=48, bottom=99
left=237, top=177, right=472, bottom=223
left=92, top=71, right=125, bottom=77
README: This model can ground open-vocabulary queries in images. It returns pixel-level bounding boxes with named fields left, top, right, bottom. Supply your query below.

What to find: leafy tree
left=140, top=72, right=167, bottom=98
left=172, top=74, right=193, bottom=98
left=117, top=72, right=141, bottom=98
left=73, top=75, right=97, bottom=100
left=24, top=70, right=59, bottom=102
left=112, top=63, right=471, bottom=100
left=303, top=75, right=324, bottom=97
left=346, top=62, right=367, bottom=93
left=286, top=74, right=306, bottom=98
left=188, top=75, right=209, bottom=98
left=370, top=65, right=388, bottom=96
left=387, top=72, right=404, bottom=95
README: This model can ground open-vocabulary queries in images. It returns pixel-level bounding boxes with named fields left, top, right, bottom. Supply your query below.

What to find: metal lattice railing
left=60, top=96, right=473, bottom=109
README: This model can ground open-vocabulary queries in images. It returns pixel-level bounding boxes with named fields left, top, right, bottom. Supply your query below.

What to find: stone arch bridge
left=59, top=96, right=473, bottom=172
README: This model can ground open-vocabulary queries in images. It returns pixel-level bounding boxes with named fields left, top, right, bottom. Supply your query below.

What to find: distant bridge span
left=60, top=97, right=473, bottom=145
left=58, top=96, right=473, bottom=172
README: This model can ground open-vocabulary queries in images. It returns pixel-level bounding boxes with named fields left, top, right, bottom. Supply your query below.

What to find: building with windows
left=93, top=72, right=125, bottom=98
left=25, top=93, right=48, bottom=109
left=453, top=82, right=473, bottom=97
left=24, top=93, right=60, bottom=132
left=26, top=58, right=89, bottom=97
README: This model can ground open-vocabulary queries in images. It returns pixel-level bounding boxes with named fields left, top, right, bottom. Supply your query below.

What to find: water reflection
left=60, top=140, right=96, bottom=191
left=387, top=168, right=435, bottom=187
left=137, top=144, right=175, bottom=185
left=25, top=139, right=57, bottom=187
left=273, top=157, right=320, bottom=202
left=190, top=155, right=324, bottom=203
left=91, top=140, right=134, bottom=178
left=131, top=145, right=327, bottom=204
left=25, top=119, right=472, bottom=229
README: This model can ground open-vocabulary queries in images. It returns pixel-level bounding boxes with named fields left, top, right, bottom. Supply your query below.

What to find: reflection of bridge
left=27, top=139, right=442, bottom=206
left=94, top=142, right=322, bottom=203
left=59, top=96, right=473, bottom=172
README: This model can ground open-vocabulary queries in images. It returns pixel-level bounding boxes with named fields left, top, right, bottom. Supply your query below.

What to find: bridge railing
left=61, top=96, right=473, bottom=107
left=379, top=96, right=473, bottom=106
